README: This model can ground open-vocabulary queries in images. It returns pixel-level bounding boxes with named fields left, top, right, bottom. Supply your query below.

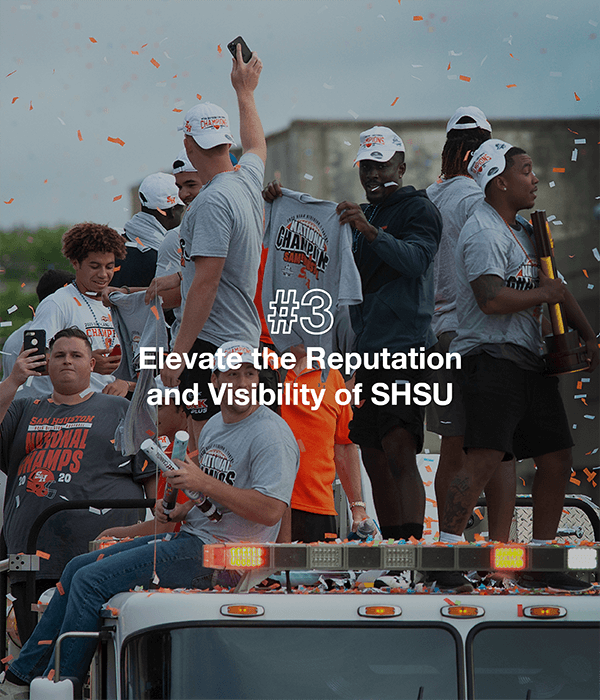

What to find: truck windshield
left=468, top=623, right=600, bottom=699
left=123, top=623, right=461, bottom=699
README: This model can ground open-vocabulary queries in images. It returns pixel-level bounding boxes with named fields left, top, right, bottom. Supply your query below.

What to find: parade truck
left=25, top=535, right=600, bottom=700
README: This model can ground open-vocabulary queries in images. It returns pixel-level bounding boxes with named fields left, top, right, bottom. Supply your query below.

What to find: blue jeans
left=10, top=531, right=210, bottom=685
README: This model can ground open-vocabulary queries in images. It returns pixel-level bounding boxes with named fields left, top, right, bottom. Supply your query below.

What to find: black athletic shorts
left=460, top=353, right=573, bottom=460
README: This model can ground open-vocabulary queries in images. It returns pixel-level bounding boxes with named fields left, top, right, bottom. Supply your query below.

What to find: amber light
left=524, top=606, right=566, bottom=619
left=223, top=605, right=262, bottom=617
left=228, top=546, right=267, bottom=568
left=493, top=546, right=526, bottom=570
left=442, top=606, right=484, bottom=619
left=358, top=606, right=401, bottom=618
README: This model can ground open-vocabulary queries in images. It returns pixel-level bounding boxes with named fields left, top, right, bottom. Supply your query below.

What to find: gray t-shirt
left=452, top=201, right=544, bottom=359
left=155, top=228, right=183, bottom=348
left=426, top=176, right=483, bottom=336
left=262, top=189, right=362, bottom=355
left=182, top=405, right=300, bottom=544
left=0, top=393, right=147, bottom=581
left=179, top=153, right=265, bottom=347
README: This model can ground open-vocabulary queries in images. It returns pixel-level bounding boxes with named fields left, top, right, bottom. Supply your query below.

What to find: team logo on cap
left=370, top=151, right=383, bottom=159
left=200, top=116, right=228, bottom=130
left=495, top=142, right=507, bottom=150
left=364, top=135, right=385, bottom=147
left=487, top=167, right=499, bottom=177
left=184, top=120, right=192, bottom=133
left=167, top=195, right=177, bottom=205
left=471, top=153, right=492, bottom=174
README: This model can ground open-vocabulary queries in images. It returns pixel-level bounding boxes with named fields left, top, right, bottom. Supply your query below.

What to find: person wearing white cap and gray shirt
left=160, top=44, right=266, bottom=450
left=439, top=139, right=598, bottom=591
left=112, top=172, right=184, bottom=289
left=0, top=339, right=298, bottom=697
left=335, top=127, right=442, bottom=545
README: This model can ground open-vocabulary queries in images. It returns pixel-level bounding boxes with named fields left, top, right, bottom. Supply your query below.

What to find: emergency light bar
left=203, top=542, right=599, bottom=574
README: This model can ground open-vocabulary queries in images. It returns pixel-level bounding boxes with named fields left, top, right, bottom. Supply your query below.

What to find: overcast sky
left=1, top=0, right=598, bottom=230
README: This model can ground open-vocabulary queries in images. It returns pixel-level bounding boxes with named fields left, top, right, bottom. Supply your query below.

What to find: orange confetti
left=56, top=581, right=65, bottom=595
left=582, top=269, right=589, bottom=278
left=519, top=476, right=526, bottom=486
left=584, top=468, right=596, bottom=482
left=459, top=75, right=471, bottom=82
left=4, top=198, right=14, bottom=204
left=474, top=533, right=485, bottom=542
left=142, top=459, right=148, bottom=472
left=577, top=381, right=583, bottom=390
left=114, top=266, right=121, bottom=272
left=131, top=51, right=139, bottom=55
left=570, top=475, right=581, bottom=485
left=1, top=654, right=14, bottom=664
left=447, top=62, right=451, bottom=70
left=156, top=208, right=166, bottom=216
left=113, top=195, right=122, bottom=202
left=196, top=93, right=202, bottom=100
left=47, top=669, right=55, bottom=681
left=567, top=128, right=579, bottom=134
left=73, top=297, right=82, bottom=306
left=89, top=37, right=97, bottom=43
left=506, top=84, right=517, bottom=88
left=552, top=167, right=565, bottom=173
left=107, top=136, right=125, bottom=146
left=141, top=44, right=148, bottom=49
left=6, top=70, right=17, bottom=77
left=574, top=92, right=581, bottom=101
left=77, top=129, right=83, bottom=141
left=36, top=550, right=51, bottom=560
left=413, top=15, right=423, bottom=21
left=391, top=97, right=399, bottom=106
left=37, top=640, right=52, bottom=646
left=21, top=282, right=26, bottom=288
left=150, top=58, right=160, bottom=68
left=151, top=305, right=159, bottom=320
left=11, top=96, right=18, bottom=104
left=43, top=179, right=48, bottom=184
left=172, top=108, right=182, bottom=113
left=426, top=497, right=437, bottom=506
left=172, top=74, right=177, bottom=79
left=474, top=508, right=483, bottom=520
left=217, top=44, right=222, bottom=54
left=509, top=53, right=514, bottom=58
left=29, top=101, right=33, bottom=110
left=146, top=430, right=155, bottom=436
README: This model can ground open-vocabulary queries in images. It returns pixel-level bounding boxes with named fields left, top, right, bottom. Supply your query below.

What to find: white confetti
left=589, top=19, right=598, bottom=27
left=156, top=81, right=167, bottom=88
left=547, top=214, right=556, bottom=221
left=7, top=305, right=18, bottom=314
left=89, top=507, right=102, bottom=515
left=57, top=117, right=66, bottom=125
left=103, top=175, right=115, bottom=183
left=159, top=37, right=169, bottom=44
left=174, top=100, right=185, bottom=109
left=584, top=415, right=596, bottom=420
left=571, top=149, right=578, bottom=161
left=572, top=424, right=577, bottom=429
left=574, top=394, right=587, bottom=399
left=15, top=495, right=19, bottom=508
left=574, top=138, right=586, bottom=144
left=552, top=220, right=563, bottom=225
left=118, top=460, right=131, bottom=468
left=588, top=284, right=595, bottom=289
left=449, top=50, right=463, bottom=56
left=0, top=350, right=12, bottom=356
left=101, top=508, right=112, bottom=515
left=447, top=75, right=457, bottom=80
left=303, top=173, right=314, bottom=180
left=377, top=14, right=386, bottom=21
left=323, top=83, right=334, bottom=89
left=348, top=109, right=359, bottom=119
left=25, top=376, right=33, bottom=386
left=546, top=14, right=558, bottom=20
left=480, top=55, right=488, bottom=66
left=424, top=448, right=430, bottom=454
left=344, top=140, right=351, bottom=146
left=549, top=72, right=562, bottom=77
left=60, top=495, right=69, bottom=501
left=163, top=51, right=172, bottom=59
left=592, top=247, right=600, bottom=261
left=582, top=377, right=591, bottom=383
left=0, top=321, right=13, bottom=328
left=549, top=181, right=556, bottom=188
left=411, top=64, right=423, bottom=68
left=152, top=573, right=160, bottom=585
left=411, top=75, right=422, bottom=81
left=592, top=448, right=599, bottom=454
left=503, top=36, right=513, bottom=45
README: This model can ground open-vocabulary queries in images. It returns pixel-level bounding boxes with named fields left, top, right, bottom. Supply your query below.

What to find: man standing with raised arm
left=160, top=45, right=266, bottom=449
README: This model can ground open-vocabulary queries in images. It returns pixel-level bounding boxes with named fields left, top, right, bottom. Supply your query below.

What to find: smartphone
left=23, top=329, right=46, bottom=355
left=109, top=344, right=122, bottom=358
left=227, top=36, right=252, bottom=63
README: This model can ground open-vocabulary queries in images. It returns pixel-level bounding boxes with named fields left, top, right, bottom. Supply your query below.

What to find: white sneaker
left=0, top=679, right=29, bottom=699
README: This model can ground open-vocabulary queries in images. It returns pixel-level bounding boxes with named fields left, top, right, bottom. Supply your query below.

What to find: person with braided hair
left=425, top=108, right=515, bottom=590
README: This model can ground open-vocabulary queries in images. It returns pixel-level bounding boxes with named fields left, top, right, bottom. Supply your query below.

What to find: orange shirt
left=281, top=368, right=352, bottom=515
left=253, top=246, right=273, bottom=345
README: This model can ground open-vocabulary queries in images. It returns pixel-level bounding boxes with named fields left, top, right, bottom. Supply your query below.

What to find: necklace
left=71, top=281, right=114, bottom=349
left=499, top=215, right=537, bottom=268
left=352, top=204, right=379, bottom=253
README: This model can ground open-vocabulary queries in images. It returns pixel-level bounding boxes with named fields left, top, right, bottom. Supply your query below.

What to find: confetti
left=7, top=305, right=17, bottom=314
left=77, top=129, right=83, bottom=141
left=107, top=137, right=125, bottom=146
left=447, top=62, right=451, bottom=71
left=546, top=14, right=558, bottom=20
left=196, top=94, right=202, bottom=100
left=391, top=97, right=399, bottom=106
left=459, top=75, right=471, bottom=82
left=1, top=655, right=13, bottom=664
left=29, top=101, right=33, bottom=110
left=0, top=322, right=12, bottom=328
left=584, top=415, right=595, bottom=420
left=549, top=181, right=556, bottom=188
left=11, top=97, right=18, bottom=104
left=217, top=44, right=222, bottom=54
left=348, top=109, right=359, bottom=119
left=131, top=50, right=139, bottom=55
left=571, top=149, right=578, bottom=161
left=150, top=58, right=160, bottom=68
left=574, top=92, right=581, bottom=101
left=47, top=669, right=55, bottom=681
left=56, top=582, right=65, bottom=595
left=151, top=305, right=159, bottom=320
left=36, top=550, right=50, bottom=560
left=304, top=173, right=313, bottom=180
left=6, top=70, right=17, bottom=77
left=506, top=84, right=517, bottom=88
left=413, top=16, right=423, bottom=21
left=480, top=55, right=488, bottom=66
left=57, top=117, right=66, bottom=125
left=37, top=640, right=52, bottom=646
left=89, top=37, right=97, bottom=43
left=583, top=269, right=589, bottom=278
left=592, top=248, right=600, bottom=261
left=574, top=138, right=587, bottom=144
left=552, top=167, right=565, bottom=173
left=3, top=198, right=14, bottom=204
left=172, top=108, right=182, bottom=112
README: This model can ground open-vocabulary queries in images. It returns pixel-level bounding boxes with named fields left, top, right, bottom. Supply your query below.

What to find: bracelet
left=350, top=501, right=366, bottom=509
left=121, top=286, right=131, bottom=294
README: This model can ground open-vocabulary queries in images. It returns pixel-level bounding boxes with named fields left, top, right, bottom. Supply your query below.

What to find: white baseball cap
left=354, top=126, right=405, bottom=166
left=178, top=103, right=237, bottom=149
left=214, top=341, right=256, bottom=372
left=172, top=149, right=197, bottom=175
left=468, top=139, right=514, bottom=192
left=138, top=172, right=183, bottom=210
left=446, top=106, right=492, bottom=134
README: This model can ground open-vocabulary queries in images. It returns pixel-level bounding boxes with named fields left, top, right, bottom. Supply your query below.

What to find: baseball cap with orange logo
left=178, top=103, right=237, bottom=149
left=468, top=139, right=513, bottom=192
left=354, top=126, right=405, bottom=166
left=138, top=172, right=183, bottom=210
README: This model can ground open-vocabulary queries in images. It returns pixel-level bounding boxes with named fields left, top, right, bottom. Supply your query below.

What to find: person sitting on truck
left=438, top=139, right=598, bottom=592
left=0, top=328, right=153, bottom=647
left=0, top=341, right=299, bottom=697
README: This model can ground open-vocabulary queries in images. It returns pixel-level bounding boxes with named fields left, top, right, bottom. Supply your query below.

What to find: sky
left=1, top=0, right=598, bottom=231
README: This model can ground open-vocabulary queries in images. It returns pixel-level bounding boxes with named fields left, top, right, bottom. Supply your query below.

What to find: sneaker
left=516, top=571, right=593, bottom=592
left=0, top=680, right=29, bottom=699
left=424, top=571, right=474, bottom=593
